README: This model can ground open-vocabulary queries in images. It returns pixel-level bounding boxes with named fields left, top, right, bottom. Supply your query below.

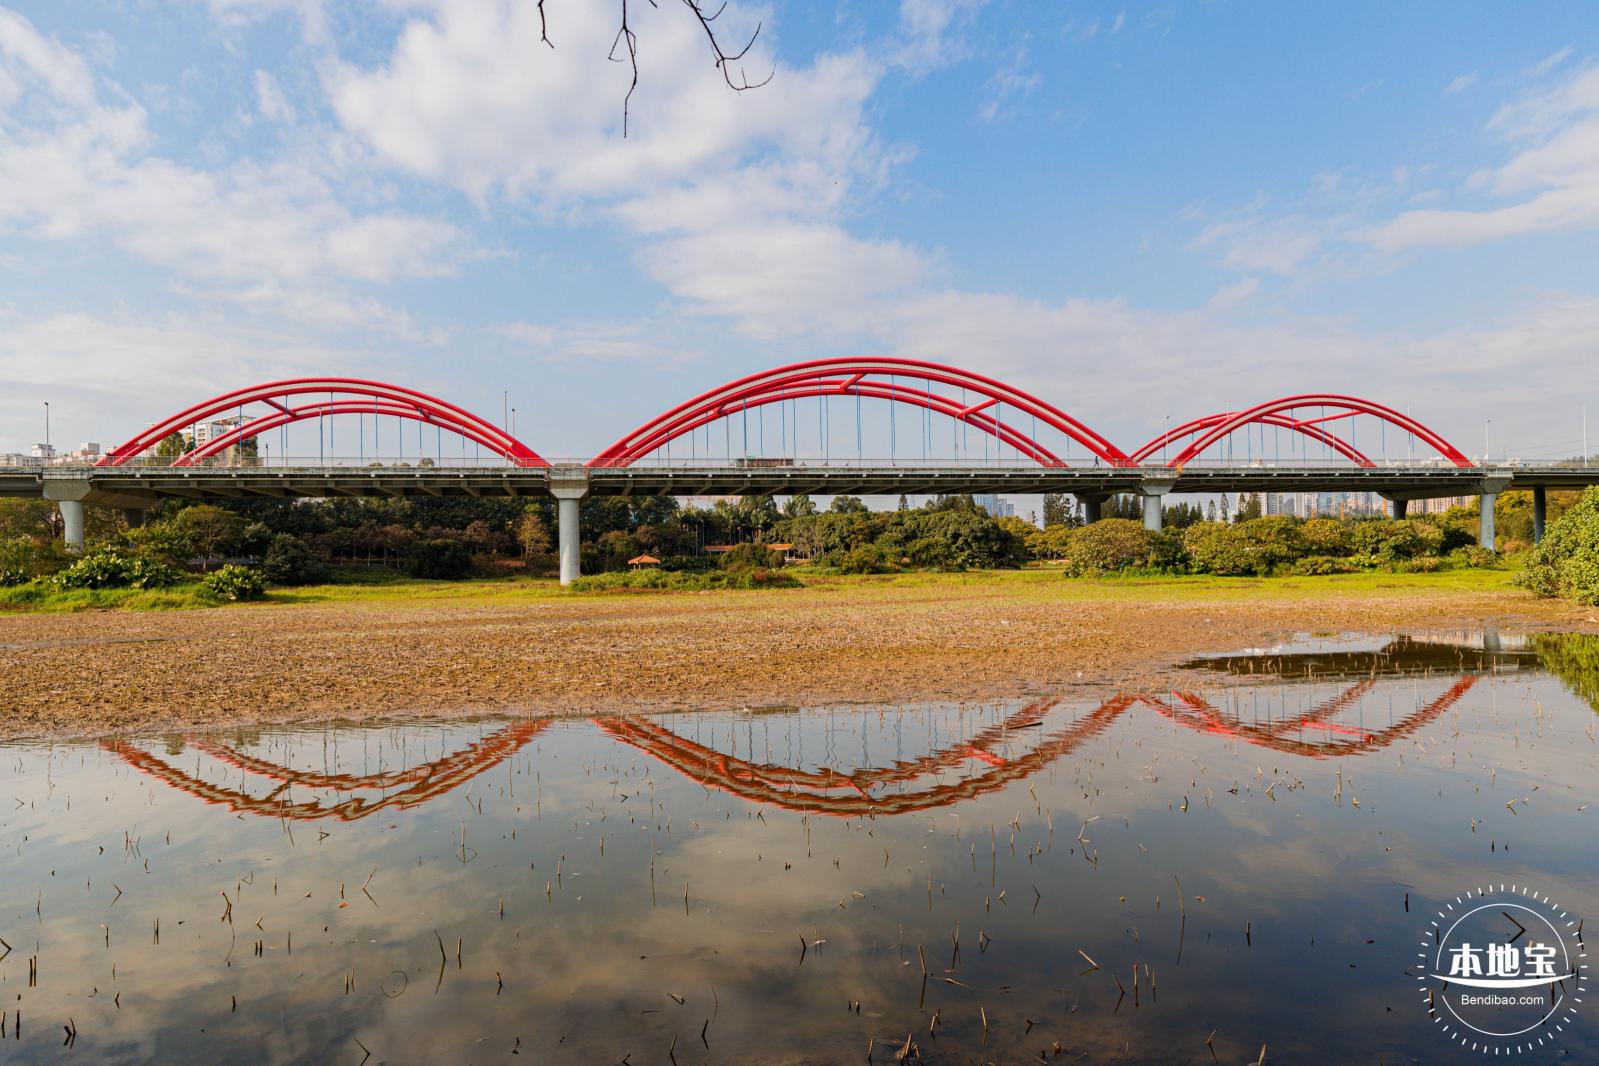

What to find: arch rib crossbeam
left=1132, top=411, right=1376, bottom=467
left=589, top=357, right=1132, bottom=468
left=1160, top=395, right=1471, bottom=469
left=98, top=378, right=546, bottom=468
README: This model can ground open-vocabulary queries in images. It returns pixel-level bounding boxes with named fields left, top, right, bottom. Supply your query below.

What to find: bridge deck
left=2, top=462, right=1595, bottom=504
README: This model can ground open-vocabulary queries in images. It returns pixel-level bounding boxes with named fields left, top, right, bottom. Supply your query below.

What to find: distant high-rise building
left=972, top=493, right=1015, bottom=518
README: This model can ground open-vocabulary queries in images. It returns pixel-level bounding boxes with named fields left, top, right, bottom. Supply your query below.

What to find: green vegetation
left=54, top=546, right=182, bottom=590
left=570, top=568, right=801, bottom=592
left=0, top=486, right=1530, bottom=614
left=1518, top=486, right=1599, bottom=605
left=200, top=564, right=267, bottom=602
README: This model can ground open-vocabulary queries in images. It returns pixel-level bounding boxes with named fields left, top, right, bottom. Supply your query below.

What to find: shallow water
left=2, top=634, right=1596, bottom=1063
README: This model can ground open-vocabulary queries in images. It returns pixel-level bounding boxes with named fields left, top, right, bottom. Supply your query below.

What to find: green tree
left=1042, top=493, right=1081, bottom=528
left=783, top=494, right=818, bottom=517
left=153, top=431, right=188, bottom=459
left=174, top=505, right=246, bottom=569
left=829, top=496, right=868, bottom=514
left=1059, top=519, right=1157, bottom=576
left=515, top=510, right=553, bottom=559
left=1518, top=486, right=1599, bottom=605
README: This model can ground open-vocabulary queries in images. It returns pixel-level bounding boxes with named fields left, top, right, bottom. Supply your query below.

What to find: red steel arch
left=589, top=357, right=1133, bottom=468
left=1133, top=410, right=1378, bottom=467
left=1148, top=395, right=1471, bottom=469
left=97, top=378, right=546, bottom=468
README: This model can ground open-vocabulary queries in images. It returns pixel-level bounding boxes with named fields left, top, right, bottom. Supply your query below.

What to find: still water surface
left=2, top=633, right=1596, bottom=1063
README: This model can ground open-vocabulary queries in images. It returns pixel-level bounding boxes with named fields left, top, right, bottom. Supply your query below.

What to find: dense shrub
left=833, top=543, right=899, bottom=574
left=653, top=555, right=713, bottom=573
left=123, top=520, right=194, bottom=563
left=1288, top=554, right=1358, bottom=576
left=1518, top=486, right=1599, bottom=605
left=1181, top=523, right=1256, bottom=576
left=570, top=568, right=802, bottom=592
left=260, top=534, right=331, bottom=586
left=0, top=536, right=69, bottom=586
left=1448, top=545, right=1499, bottom=570
left=54, top=547, right=181, bottom=590
left=1183, top=519, right=1306, bottom=576
left=201, top=564, right=266, bottom=602
left=1347, top=519, right=1442, bottom=564
left=718, top=542, right=785, bottom=570
left=877, top=508, right=1026, bottom=570
left=405, top=538, right=474, bottom=580
left=1299, top=518, right=1349, bottom=556
left=1059, top=519, right=1157, bottom=576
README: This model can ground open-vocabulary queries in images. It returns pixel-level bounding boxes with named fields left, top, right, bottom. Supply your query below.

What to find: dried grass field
left=2, top=568, right=1594, bottom=738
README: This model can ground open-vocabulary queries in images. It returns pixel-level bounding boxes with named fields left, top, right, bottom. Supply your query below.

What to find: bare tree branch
left=537, top=0, right=554, bottom=48
left=545, top=0, right=773, bottom=137
left=680, top=0, right=774, bottom=93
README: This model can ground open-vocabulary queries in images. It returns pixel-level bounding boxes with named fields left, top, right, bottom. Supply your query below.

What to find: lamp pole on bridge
left=1483, top=418, right=1491, bottom=466
left=43, top=401, right=49, bottom=458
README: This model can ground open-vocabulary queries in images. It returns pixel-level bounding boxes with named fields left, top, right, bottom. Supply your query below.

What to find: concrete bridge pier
left=1390, top=498, right=1408, bottom=520
left=1532, top=485, right=1547, bottom=543
left=1478, top=476, right=1513, bottom=552
left=59, top=500, right=86, bottom=553
left=550, top=472, right=590, bottom=586
left=1075, top=494, right=1106, bottom=525
left=1137, top=479, right=1175, bottom=533
left=122, top=508, right=147, bottom=529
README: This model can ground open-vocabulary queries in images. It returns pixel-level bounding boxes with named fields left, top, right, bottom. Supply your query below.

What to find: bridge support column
left=550, top=471, right=590, bottom=587
left=1478, top=476, right=1512, bottom=552
left=122, top=508, right=147, bottom=529
left=59, top=500, right=86, bottom=553
left=1391, top=498, right=1408, bottom=520
left=1076, top=494, right=1105, bottom=525
left=1532, top=485, right=1547, bottom=543
left=1137, top=479, right=1176, bottom=533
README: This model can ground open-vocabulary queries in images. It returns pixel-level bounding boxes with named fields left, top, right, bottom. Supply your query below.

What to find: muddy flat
left=1, top=571, right=1594, bottom=738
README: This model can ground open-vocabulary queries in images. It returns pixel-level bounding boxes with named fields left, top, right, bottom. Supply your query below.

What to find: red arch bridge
left=5, top=358, right=1595, bottom=582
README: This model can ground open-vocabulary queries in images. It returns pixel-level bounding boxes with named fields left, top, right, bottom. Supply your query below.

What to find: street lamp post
left=43, top=401, right=50, bottom=459
left=1483, top=419, right=1491, bottom=466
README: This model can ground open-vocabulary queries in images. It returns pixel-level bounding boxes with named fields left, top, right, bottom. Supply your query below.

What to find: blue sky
left=3, top=1, right=1598, bottom=464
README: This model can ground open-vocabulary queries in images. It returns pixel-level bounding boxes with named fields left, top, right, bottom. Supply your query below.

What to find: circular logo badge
left=1421, top=884, right=1588, bottom=1054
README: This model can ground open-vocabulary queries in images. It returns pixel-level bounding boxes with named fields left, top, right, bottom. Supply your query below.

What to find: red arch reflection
left=103, top=678, right=1478, bottom=821
left=605, top=678, right=1479, bottom=816
left=104, top=719, right=550, bottom=821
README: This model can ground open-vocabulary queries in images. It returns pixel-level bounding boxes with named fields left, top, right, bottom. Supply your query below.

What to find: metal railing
left=3, top=455, right=1595, bottom=474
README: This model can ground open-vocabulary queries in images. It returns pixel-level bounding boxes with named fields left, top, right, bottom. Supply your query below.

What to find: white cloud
left=332, top=2, right=881, bottom=206
left=198, top=0, right=328, bottom=41
left=0, top=309, right=357, bottom=449
left=0, top=10, right=478, bottom=289
left=1528, top=46, right=1573, bottom=79
left=1444, top=72, right=1477, bottom=95
left=1191, top=211, right=1327, bottom=276
left=253, top=69, right=295, bottom=123
left=893, top=0, right=986, bottom=72
left=977, top=47, right=1042, bottom=122
left=1365, top=66, right=1599, bottom=252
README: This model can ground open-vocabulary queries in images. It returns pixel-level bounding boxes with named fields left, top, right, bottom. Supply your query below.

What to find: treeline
left=0, top=485, right=1550, bottom=595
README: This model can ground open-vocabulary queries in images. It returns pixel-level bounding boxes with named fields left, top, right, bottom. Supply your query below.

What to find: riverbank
left=1, top=569, right=1593, bottom=739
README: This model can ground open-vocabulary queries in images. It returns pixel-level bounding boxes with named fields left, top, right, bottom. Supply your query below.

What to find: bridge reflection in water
left=103, top=671, right=1479, bottom=822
